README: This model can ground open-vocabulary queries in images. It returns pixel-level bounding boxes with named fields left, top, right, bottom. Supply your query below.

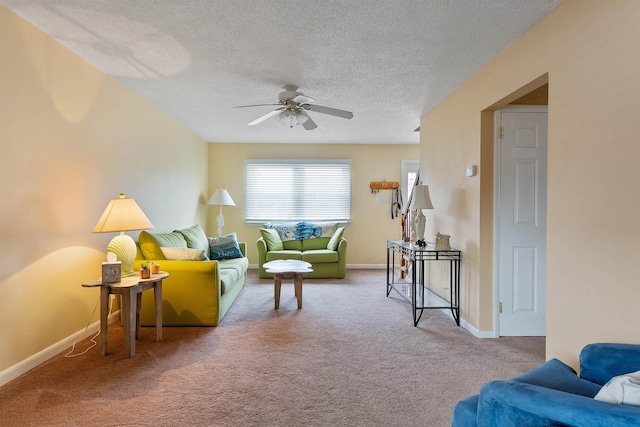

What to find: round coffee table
left=263, top=260, right=313, bottom=309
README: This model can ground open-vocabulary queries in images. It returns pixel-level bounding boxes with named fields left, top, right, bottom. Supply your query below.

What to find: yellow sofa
left=133, top=225, right=248, bottom=326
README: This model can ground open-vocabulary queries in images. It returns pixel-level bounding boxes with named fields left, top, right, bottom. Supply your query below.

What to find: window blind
left=245, top=159, right=351, bottom=223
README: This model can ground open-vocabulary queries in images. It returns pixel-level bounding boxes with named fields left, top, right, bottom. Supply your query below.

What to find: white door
left=497, top=109, right=547, bottom=336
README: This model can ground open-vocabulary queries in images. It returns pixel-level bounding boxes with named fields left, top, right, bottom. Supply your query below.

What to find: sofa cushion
left=265, top=250, right=303, bottom=261
left=512, top=358, right=602, bottom=398
left=139, top=230, right=187, bottom=260
left=327, top=227, right=345, bottom=250
left=160, top=247, right=208, bottom=260
left=283, top=240, right=303, bottom=250
left=301, top=237, right=331, bottom=250
left=218, top=257, right=249, bottom=295
left=176, top=224, right=209, bottom=252
left=219, top=256, right=249, bottom=275
left=219, top=268, right=239, bottom=295
left=208, top=233, right=243, bottom=260
left=302, top=249, right=339, bottom=264
left=260, top=228, right=283, bottom=251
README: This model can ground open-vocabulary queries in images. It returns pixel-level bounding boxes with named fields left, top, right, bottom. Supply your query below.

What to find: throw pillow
left=260, top=228, right=283, bottom=251
left=594, top=370, right=640, bottom=406
left=327, top=227, right=345, bottom=251
left=176, top=224, right=209, bottom=252
left=139, top=230, right=187, bottom=260
left=208, top=233, right=243, bottom=260
left=160, top=247, right=208, bottom=260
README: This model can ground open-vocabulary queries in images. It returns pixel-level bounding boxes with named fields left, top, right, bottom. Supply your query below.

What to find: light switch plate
left=465, top=165, right=477, bottom=177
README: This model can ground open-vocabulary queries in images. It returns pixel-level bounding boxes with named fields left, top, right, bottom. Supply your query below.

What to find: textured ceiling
left=1, top=0, right=561, bottom=144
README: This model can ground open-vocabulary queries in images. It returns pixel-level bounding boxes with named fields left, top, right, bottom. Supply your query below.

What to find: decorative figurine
left=435, top=232, right=451, bottom=250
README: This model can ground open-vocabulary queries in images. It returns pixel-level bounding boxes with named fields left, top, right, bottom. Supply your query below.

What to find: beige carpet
left=0, top=270, right=544, bottom=426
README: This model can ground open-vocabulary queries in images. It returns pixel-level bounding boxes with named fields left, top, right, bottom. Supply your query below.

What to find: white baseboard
left=0, top=311, right=121, bottom=388
left=413, top=289, right=498, bottom=338
left=459, top=318, right=498, bottom=338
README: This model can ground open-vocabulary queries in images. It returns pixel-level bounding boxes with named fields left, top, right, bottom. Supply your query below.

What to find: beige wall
left=421, top=0, right=640, bottom=366
left=0, top=7, right=208, bottom=376
left=208, top=143, right=418, bottom=265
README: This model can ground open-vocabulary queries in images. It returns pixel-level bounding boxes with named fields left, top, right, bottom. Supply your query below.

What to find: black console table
left=386, top=240, right=461, bottom=327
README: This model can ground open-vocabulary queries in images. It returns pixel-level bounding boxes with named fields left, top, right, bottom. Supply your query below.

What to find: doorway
left=401, top=160, right=420, bottom=204
left=494, top=106, right=548, bottom=336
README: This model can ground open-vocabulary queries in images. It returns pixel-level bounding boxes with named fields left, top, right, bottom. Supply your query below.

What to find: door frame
left=493, top=105, right=548, bottom=336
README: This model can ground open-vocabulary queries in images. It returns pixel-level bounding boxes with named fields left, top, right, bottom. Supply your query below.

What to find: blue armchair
left=452, top=343, right=640, bottom=427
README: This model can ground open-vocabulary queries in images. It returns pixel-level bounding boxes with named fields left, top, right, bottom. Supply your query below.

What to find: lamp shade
left=92, top=194, right=154, bottom=233
left=411, top=185, right=434, bottom=210
left=208, top=189, right=236, bottom=206
left=93, top=193, right=153, bottom=276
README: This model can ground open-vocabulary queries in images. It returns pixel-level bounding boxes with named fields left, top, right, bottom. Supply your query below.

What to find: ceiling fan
left=233, top=85, right=353, bottom=130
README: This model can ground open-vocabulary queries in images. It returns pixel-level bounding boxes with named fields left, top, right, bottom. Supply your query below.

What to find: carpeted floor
left=0, top=269, right=544, bottom=426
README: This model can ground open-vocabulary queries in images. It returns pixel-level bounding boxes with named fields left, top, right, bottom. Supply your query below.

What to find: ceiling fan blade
left=233, top=103, right=280, bottom=108
left=292, top=94, right=315, bottom=104
left=306, top=104, right=353, bottom=119
left=247, top=109, right=281, bottom=126
left=302, top=115, right=317, bottom=130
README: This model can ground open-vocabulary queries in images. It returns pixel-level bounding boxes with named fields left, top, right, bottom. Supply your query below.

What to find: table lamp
left=93, top=193, right=153, bottom=276
left=411, top=184, right=434, bottom=246
left=208, top=188, right=235, bottom=236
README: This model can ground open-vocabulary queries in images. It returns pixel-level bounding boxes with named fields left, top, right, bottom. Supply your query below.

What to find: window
left=245, top=159, right=351, bottom=223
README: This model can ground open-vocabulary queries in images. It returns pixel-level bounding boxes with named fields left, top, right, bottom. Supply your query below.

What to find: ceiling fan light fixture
left=236, top=87, right=353, bottom=130
left=277, top=109, right=291, bottom=124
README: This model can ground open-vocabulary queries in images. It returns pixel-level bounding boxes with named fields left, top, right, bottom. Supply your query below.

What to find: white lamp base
left=216, top=206, right=225, bottom=236
left=414, top=210, right=426, bottom=245
left=106, top=233, right=137, bottom=276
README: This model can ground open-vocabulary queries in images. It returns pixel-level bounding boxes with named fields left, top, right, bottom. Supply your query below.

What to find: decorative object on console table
left=435, top=232, right=451, bottom=250
left=93, top=193, right=154, bottom=277
left=208, top=188, right=235, bottom=236
left=410, top=184, right=433, bottom=246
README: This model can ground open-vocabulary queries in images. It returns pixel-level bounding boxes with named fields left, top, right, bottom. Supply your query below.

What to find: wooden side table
left=82, top=272, right=168, bottom=357
left=263, top=260, right=313, bottom=309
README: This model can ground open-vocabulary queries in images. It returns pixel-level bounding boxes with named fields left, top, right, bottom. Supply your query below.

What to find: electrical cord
left=64, top=297, right=113, bottom=358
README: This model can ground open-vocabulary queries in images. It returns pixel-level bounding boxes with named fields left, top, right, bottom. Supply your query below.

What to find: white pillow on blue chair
left=594, top=370, right=640, bottom=406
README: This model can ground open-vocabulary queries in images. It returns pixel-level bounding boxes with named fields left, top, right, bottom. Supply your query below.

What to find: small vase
left=140, top=268, right=151, bottom=279
left=151, top=263, right=160, bottom=274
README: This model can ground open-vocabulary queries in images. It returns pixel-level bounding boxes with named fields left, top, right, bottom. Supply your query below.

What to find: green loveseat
left=133, top=225, right=248, bottom=326
left=257, top=223, right=347, bottom=279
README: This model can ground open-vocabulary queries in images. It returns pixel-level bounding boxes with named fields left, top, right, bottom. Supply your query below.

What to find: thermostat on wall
left=465, top=165, right=477, bottom=177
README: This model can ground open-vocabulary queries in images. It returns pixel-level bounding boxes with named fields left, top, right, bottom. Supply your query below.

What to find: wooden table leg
left=135, top=292, right=142, bottom=340
left=154, top=280, right=163, bottom=342
left=274, top=274, right=282, bottom=309
left=122, top=287, right=136, bottom=357
left=100, top=286, right=110, bottom=356
left=294, top=273, right=303, bottom=309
